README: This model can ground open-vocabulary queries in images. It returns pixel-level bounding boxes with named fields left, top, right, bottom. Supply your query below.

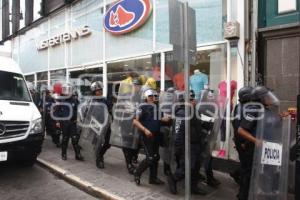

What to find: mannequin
left=217, top=80, right=237, bottom=157
left=189, top=69, right=208, bottom=99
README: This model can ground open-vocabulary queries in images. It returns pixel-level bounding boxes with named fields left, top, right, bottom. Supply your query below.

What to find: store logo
left=37, top=26, right=92, bottom=51
left=104, top=0, right=152, bottom=35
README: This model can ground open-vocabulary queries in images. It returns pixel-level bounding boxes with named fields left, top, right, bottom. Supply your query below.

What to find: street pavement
left=38, top=136, right=238, bottom=200
left=0, top=162, right=98, bottom=200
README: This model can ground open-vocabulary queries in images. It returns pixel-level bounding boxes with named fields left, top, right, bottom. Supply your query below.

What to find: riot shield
left=109, top=83, right=141, bottom=149
left=159, top=90, right=176, bottom=169
left=79, top=100, right=110, bottom=160
left=196, top=90, right=227, bottom=154
left=249, top=111, right=291, bottom=200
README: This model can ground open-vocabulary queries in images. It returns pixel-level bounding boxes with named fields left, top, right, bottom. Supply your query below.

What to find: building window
left=25, top=74, right=35, bottom=83
left=69, top=67, right=103, bottom=100
left=36, top=71, right=48, bottom=92
left=50, top=69, right=66, bottom=86
left=107, top=56, right=161, bottom=96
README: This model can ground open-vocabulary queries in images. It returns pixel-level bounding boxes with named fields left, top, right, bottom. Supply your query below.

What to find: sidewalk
left=38, top=136, right=238, bottom=200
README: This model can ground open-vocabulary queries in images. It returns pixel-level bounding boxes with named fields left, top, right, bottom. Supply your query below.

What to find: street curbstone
left=37, top=158, right=126, bottom=200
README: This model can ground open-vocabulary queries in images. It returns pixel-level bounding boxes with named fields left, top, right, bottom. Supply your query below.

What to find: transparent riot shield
left=109, top=83, right=141, bottom=149
left=159, top=90, right=176, bottom=170
left=249, top=111, right=291, bottom=200
left=196, top=90, right=227, bottom=154
left=79, top=100, right=110, bottom=160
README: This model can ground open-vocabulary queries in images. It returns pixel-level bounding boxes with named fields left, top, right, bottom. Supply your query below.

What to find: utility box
left=224, top=21, right=240, bottom=40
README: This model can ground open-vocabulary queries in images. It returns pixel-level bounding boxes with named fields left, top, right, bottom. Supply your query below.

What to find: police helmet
left=166, top=87, right=176, bottom=93
left=174, top=90, right=184, bottom=103
left=132, top=78, right=142, bottom=86
left=61, top=83, right=73, bottom=96
left=52, top=93, right=60, bottom=100
left=90, top=81, right=103, bottom=92
left=144, top=89, right=158, bottom=99
left=238, top=86, right=253, bottom=103
left=251, top=86, right=279, bottom=106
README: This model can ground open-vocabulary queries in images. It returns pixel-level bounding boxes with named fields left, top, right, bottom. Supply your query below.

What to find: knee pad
left=71, top=135, right=79, bottom=144
left=146, top=156, right=155, bottom=165
left=153, top=154, right=160, bottom=162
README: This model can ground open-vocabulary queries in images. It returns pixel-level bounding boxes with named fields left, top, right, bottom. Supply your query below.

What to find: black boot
left=74, top=145, right=84, bottom=161
left=206, top=176, right=221, bottom=188
left=75, top=153, right=84, bottom=161
left=127, top=164, right=135, bottom=175
left=133, top=170, right=141, bottom=186
left=96, top=156, right=105, bottom=169
left=191, top=186, right=207, bottom=195
left=62, top=144, right=67, bottom=161
left=149, top=162, right=165, bottom=185
left=149, top=178, right=165, bottom=185
left=167, top=174, right=177, bottom=194
left=62, top=153, right=67, bottom=160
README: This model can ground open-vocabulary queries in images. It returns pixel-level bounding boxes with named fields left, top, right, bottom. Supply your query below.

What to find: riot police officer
left=237, top=86, right=279, bottom=200
left=39, top=89, right=60, bottom=147
left=121, top=78, right=142, bottom=174
left=230, top=86, right=253, bottom=185
left=167, top=90, right=207, bottom=195
left=54, top=83, right=84, bottom=161
left=133, top=89, right=167, bottom=185
left=90, top=81, right=112, bottom=169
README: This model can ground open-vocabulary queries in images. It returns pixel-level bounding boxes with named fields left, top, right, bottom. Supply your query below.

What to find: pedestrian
left=54, top=83, right=84, bottom=161
left=133, top=89, right=168, bottom=185
left=167, top=90, right=207, bottom=195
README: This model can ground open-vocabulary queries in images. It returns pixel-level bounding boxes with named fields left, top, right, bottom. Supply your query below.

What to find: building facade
left=7, top=0, right=248, bottom=162
left=256, top=0, right=300, bottom=192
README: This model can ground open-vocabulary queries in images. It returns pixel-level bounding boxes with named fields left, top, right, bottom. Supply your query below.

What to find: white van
left=0, top=56, right=44, bottom=166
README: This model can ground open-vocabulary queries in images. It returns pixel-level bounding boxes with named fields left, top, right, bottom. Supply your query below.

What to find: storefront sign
left=104, top=0, right=152, bottom=35
left=37, top=26, right=92, bottom=51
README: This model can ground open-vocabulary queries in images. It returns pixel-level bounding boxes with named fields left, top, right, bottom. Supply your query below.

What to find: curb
left=37, top=158, right=125, bottom=200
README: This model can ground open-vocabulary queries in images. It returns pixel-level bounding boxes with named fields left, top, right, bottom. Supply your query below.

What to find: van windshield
left=0, top=70, right=31, bottom=102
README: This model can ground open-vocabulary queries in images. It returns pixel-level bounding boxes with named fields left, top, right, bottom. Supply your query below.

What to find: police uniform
left=55, top=96, right=83, bottom=161
left=39, top=93, right=59, bottom=146
left=94, top=97, right=112, bottom=169
left=238, top=104, right=260, bottom=200
left=134, top=103, right=163, bottom=185
left=167, top=103, right=207, bottom=195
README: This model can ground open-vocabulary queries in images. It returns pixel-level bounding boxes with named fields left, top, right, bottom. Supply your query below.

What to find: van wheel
left=22, top=156, right=37, bottom=167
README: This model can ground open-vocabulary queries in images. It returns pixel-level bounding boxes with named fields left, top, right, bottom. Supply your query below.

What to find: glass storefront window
left=107, top=56, right=161, bottom=98
left=69, top=67, right=103, bottom=101
left=165, top=44, right=227, bottom=93
left=164, top=43, right=241, bottom=161
left=50, top=69, right=66, bottom=86
left=36, top=71, right=48, bottom=92
left=25, top=74, right=35, bottom=83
